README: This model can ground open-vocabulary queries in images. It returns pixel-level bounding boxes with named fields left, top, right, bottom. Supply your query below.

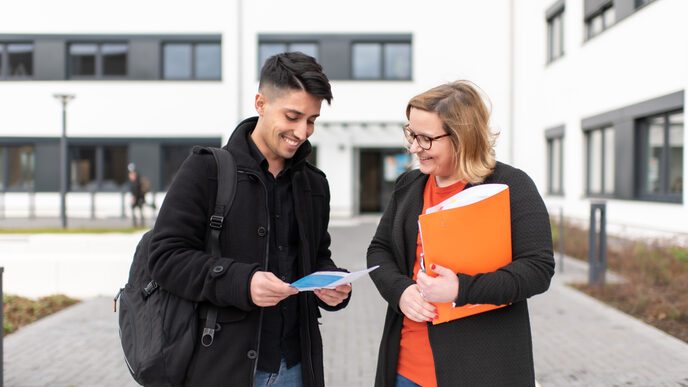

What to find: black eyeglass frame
left=403, top=124, right=451, bottom=150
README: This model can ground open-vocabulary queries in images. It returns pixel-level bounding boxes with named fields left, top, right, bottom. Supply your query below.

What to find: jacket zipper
left=294, top=175, right=317, bottom=386
left=241, top=170, right=271, bottom=387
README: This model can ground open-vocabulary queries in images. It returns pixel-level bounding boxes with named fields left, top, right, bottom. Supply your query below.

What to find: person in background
left=127, top=163, right=145, bottom=227
left=148, top=52, right=352, bottom=387
left=367, top=80, right=555, bottom=387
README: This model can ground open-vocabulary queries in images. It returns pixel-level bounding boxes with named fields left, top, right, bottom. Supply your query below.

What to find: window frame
left=636, top=110, right=683, bottom=203
left=67, top=41, right=129, bottom=79
left=68, top=144, right=129, bottom=192
left=585, top=3, right=615, bottom=40
left=546, top=126, right=565, bottom=196
left=0, top=42, right=34, bottom=80
left=2, top=144, right=36, bottom=192
left=585, top=125, right=615, bottom=197
left=350, top=40, right=412, bottom=81
left=161, top=41, right=222, bottom=81
left=546, top=1, right=565, bottom=64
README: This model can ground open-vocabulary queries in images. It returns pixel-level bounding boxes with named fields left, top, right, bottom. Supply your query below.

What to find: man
left=148, top=52, right=351, bottom=387
left=127, top=163, right=145, bottom=227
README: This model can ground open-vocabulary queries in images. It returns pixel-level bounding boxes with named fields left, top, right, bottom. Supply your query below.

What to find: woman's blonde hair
left=406, top=80, right=498, bottom=184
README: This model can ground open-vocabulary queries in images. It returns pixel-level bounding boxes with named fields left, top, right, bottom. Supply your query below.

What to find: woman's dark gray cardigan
left=367, top=162, right=555, bottom=387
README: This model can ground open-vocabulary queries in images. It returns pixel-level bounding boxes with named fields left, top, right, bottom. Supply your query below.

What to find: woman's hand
left=314, top=284, right=352, bottom=307
left=416, top=264, right=459, bottom=304
left=399, top=284, right=437, bottom=322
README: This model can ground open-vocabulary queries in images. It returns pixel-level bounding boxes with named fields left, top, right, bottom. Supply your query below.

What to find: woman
left=367, top=80, right=555, bottom=387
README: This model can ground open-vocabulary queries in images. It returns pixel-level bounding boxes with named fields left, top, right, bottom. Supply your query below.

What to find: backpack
left=114, top=147, right=236, bottom=387
left=140, top=176, right=151, bottom=194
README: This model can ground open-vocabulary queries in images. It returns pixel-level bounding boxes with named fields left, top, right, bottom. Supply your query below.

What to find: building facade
left=1, top=0, right=685, bottom=239
left=514, top=0, right=686, bottom=237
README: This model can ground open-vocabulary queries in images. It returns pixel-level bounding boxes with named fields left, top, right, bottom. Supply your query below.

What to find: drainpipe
left=508, top=0, right=515, bottom=165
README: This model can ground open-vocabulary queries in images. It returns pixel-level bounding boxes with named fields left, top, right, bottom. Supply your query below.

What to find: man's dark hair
left=259, top=52, right=333, bottom=105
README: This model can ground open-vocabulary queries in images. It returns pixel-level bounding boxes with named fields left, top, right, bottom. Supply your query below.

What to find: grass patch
left=3, top=294, right=80, bottom=336
left=553, top=219, right=688, bottom=343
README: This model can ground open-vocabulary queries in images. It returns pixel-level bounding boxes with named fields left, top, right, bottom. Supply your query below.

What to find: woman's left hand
left=416, top=264, right=459, bottom=303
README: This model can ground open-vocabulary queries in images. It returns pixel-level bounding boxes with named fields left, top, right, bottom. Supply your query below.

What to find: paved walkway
left=2, top=219, right=688, bottom=386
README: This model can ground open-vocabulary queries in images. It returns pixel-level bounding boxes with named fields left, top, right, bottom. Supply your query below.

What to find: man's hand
left=399, top=284, right=437, bottom=322
left=416, top=264, right=459, bottom=304
left=314, top=284, right=351, bottom=307
left=250, top=271, right=298, bottom=307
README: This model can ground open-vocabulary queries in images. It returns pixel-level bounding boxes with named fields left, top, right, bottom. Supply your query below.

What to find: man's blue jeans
left=254, top=358, right=303, bottom=387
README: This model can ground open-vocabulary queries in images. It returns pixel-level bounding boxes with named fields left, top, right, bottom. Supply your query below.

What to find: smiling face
left=408, top=107, right=462, bottom=187
left=252, top=87, right=323, bottom=174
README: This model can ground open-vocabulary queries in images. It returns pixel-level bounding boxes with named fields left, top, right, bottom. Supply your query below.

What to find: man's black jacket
left=149, top=117, right=350, bottom=387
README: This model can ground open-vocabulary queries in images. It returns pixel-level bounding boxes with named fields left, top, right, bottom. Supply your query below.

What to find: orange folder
left=418, top=184, right=512, bottom=324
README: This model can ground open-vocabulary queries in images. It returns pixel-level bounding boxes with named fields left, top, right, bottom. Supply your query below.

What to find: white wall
left=1, top=0, right=238, bottom=139
left=513, top=0, right=688, bottom=236
left=4, top=0, right=685, bottom=237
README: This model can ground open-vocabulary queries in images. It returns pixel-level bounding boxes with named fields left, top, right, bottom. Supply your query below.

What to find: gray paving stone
left=2, top=219, right=688, bottom=386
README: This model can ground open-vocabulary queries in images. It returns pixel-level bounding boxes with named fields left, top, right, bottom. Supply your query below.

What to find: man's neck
left=250, top=131, right=284, bottom=177
left=267, top=159, right=284, bottom=178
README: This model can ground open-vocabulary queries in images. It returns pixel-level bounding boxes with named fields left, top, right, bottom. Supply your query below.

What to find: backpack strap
left=199, top=146, right=237, bottom=347
left=207, top=147, right=237, bottom=257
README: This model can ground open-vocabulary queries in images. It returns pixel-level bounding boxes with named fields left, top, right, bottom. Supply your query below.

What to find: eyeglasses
left=403, top=124, right=451, bottom=150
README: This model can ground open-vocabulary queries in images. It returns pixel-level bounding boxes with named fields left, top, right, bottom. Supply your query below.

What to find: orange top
left=397, top=176, right=466, bottom=387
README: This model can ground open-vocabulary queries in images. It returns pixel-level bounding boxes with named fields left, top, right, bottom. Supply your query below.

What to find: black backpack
left=114, top=147, right=236, bottom=387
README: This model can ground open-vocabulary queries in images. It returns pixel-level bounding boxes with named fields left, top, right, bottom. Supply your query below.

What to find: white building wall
left=1, top=0, right=239, bottom=140
left=513, top=0, right=688, bottom=237
left=3, top=0, right=685, bottom=238
left=2, top=0, right=515, bottom=219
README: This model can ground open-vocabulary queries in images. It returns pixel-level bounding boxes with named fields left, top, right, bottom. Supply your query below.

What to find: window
left=352, top=41, right=411, bottom=80
left=586, top=4, right=615, bottom=40
left=69, top=146, right=96, bottom=190
left=637, top=111, right=683, bottom=201
left=586, top=126, right=614, bottom=195
left=69, top=42, right=128, bottom=78
left=69, top=145, right=129, bottom=191
left=102, top=146, right=128, bottom=190
left=162, top=42, right=221, bottom=80
left=258, top=42, right=318, bottom=74
left=0, top=43, right=33, bottom=79
left=102, top=44, right=127, bottom=76
left=547, top=136, right=564, bottom=195
left=7, top=145, right=35, bottom=190
left=161, top=145, right=192, bottom=189
left=547, top=8, right=565, bottom=62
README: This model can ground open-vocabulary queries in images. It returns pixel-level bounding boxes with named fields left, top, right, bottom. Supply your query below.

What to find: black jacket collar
left=224, top=116, right=312, bottom=173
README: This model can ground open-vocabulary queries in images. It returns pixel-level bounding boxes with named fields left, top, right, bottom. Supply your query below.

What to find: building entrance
left=359, top=148, right=410, bottom=213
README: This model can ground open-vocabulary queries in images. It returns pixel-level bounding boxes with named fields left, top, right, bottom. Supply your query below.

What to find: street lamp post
left=53, top=94, right=75, bottom=229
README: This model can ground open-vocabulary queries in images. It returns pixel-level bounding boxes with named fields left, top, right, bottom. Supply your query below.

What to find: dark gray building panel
left=613, top=120, right=635, bottom=199
left=129, top=142, right=161, bottom=191
left=319, top=36, right=352, bottom=80
left=546, top=0, right=566, bottom=20
left=129, top=39, right=160, bottom=80
left=34, top=142, right=60, bottom=191
left=545, top=124, right=565, bottom=138
left=584, top=0, right=613, bottom=18
left=34, top=40, right=66, bottom=80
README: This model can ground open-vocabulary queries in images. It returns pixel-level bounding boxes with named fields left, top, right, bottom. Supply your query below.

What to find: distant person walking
left=128, top=163, right=147, bottom=227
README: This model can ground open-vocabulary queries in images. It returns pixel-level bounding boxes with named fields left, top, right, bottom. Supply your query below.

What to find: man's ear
left=255, top=93, right=266, bottom=115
